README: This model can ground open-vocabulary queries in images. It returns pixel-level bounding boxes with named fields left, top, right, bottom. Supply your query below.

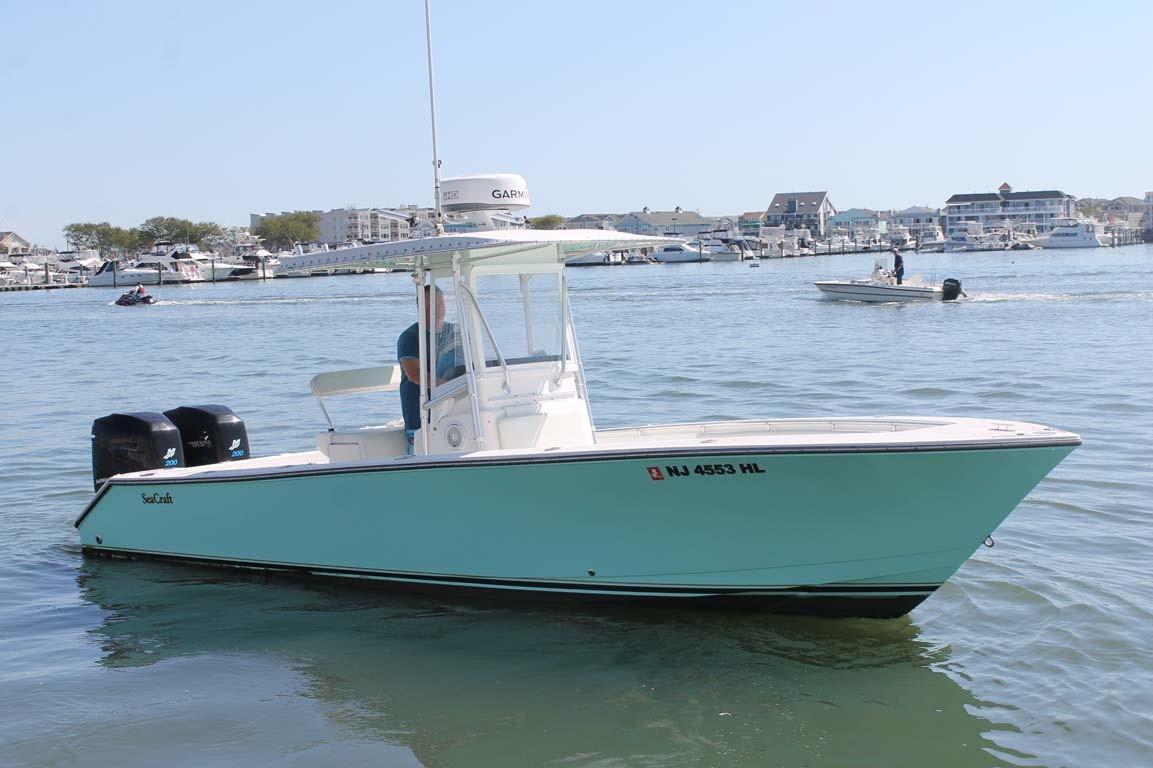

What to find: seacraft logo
left=141, top=492, right=174, bottom=505
left=491, top=188, right=527, bottom=200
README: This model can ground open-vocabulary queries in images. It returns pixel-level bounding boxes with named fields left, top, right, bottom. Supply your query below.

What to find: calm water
left=2, top=247, right=1151, bottom=767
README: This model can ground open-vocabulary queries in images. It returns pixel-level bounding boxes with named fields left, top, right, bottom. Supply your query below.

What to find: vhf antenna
left=424, top=0, right=444, bottom=235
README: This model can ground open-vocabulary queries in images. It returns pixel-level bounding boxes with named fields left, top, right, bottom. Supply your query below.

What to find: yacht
left=888, top=226, right=915, bottom=251
left=916, top=225, right=947, bottom=252
left=651, top=242, right=711, bottom=263
left=1029, top=219, right=1105, bottom=249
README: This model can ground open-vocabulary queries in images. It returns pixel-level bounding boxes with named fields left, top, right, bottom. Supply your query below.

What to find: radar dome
left=440, top=174, right=530, bottom=212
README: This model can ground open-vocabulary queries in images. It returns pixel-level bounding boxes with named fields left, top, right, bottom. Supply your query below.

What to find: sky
left=2, top=0, right=1151, bottom=248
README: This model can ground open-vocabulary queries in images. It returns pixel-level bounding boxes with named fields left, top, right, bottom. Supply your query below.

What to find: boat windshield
left=473, top=272, right=565, bottom=367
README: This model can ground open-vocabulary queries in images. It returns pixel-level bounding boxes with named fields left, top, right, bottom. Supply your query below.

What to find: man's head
left=419, top=285, right=446, bottom=330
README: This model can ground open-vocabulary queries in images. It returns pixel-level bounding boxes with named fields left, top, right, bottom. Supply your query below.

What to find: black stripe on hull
left=81, top=546, right=938, bottom=619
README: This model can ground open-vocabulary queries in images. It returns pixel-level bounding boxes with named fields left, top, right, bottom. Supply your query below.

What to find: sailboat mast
left=424, top=0, right=444, bottom=235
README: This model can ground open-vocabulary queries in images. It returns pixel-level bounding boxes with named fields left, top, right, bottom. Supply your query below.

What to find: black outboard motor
left=942, top=278, right=963, bottom=301
left=162, top=405, right=250, bottom=467
left=91, top=412, right=185, bottom=491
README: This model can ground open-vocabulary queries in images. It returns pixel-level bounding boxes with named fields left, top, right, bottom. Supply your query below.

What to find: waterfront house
left=763, top=192, right=836, bottom=237
left=827, top=208, right=886, bottom=237
left=738, top=211, right=765, bottom=236
left=1099, top=197, right=1145, bottom=228
left=0, top=231, right=31, bottom=255
left=563, top=213, right=621, bottom=230
left=614, top=208, right=715, bottom=237
left=943, top=183, right=1075, bottom=236
left=1145, top=193, right=1153, bottom=237
left=888, top=206, right=942, bottom=239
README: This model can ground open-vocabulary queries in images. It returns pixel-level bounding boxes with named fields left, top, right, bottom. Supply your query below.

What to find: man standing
left=892, top=248, right=905, bottom=285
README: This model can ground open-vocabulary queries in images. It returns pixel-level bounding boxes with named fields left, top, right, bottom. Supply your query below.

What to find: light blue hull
left=76, top=444, right=1074, bottom=617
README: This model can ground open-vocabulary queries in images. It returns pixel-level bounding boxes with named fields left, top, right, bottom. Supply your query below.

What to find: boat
left=88, top=243, right=211, bottom=287
left=915, top=225, right=946, bottom=252
left=1028, top=218, right=1105, bottom=248
left=72, top=5, right=1078, bottom=618
left=815, top=254, right=964, bottom=303
left=651, top=242, right=711, bottom=263
left=888, top=225, right=915, bottom=251
left=78, top=217, right=1076, bottom=618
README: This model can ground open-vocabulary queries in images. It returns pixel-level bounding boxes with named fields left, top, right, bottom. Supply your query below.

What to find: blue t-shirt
left=397, top=322, right=460, bottom=430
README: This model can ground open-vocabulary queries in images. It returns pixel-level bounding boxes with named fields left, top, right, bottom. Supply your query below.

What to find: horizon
left=4, top=0, right=1151, bottom=248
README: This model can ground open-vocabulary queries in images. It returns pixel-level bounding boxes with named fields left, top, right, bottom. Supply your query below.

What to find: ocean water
left=1, top=246, right=1150, bottom=767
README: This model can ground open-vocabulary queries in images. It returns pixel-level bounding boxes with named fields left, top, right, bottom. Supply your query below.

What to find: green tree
left=530, top=214, right=565, bottom=230
left=254, top=211, right=321, bottom=250
left=62, top=222, right=149, bottom=258
left=137, top=216, right=222, bottom=245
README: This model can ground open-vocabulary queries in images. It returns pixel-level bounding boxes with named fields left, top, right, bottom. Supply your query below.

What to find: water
left=2, top=246, right=1150, bottom=767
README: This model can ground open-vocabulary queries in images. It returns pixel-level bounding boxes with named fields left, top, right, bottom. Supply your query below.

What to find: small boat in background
left=815, top=254, right=963, bottom=302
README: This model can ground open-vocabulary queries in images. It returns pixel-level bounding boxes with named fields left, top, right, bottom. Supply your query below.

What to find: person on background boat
left=891, top=248, right=905, bottom=285
left=397, top=286, right=462, bottom=454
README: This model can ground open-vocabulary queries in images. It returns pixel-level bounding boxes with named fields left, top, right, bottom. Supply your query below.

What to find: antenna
left=424, top=0, right=444, bottom=236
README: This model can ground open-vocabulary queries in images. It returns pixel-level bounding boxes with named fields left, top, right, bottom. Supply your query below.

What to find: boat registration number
left=647, top=463, right=764, bottom=480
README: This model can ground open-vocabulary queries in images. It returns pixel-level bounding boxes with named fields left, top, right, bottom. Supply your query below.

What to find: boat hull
left=815, top=281, right=941, bottom=302
left=76, top=442, right=1074, bottom=617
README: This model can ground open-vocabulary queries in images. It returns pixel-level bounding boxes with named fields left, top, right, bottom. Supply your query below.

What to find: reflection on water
left=48, top=559, right=1007, bottom=767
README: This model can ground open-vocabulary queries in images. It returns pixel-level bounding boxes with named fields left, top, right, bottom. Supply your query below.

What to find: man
left=891, top=248, right=905, bottom=285
left=397, top=286, right=461, bottom=453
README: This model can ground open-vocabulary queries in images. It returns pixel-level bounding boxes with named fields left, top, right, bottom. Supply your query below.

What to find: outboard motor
left=942, top=278, right=963, bottom=301
left=162, top=405, right=250, bottom=467
left=91, top=412, right=185, bottom=491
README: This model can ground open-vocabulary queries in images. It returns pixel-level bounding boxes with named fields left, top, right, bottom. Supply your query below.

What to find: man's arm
left=400, top=357, right=421, bottom=384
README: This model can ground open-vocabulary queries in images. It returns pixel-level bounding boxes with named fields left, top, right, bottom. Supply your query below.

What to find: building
left=738, top=211, right=765, bottom=236
left=0, top=231, right=31, bottom=255
left=827, top=208, right=886, bottom=237
left=613, top=208, right=716, bottom=237
left=1099, top=197, right=1145, bottom=228
left=888, top=206, right=942, bottom=238
left=251, top=206, right=439, bottom=245
left=943, top=183, right=1075, bottom=235
left=763, top=192, right=836, bottom=236
left=563, top=214, right=620, bottom=230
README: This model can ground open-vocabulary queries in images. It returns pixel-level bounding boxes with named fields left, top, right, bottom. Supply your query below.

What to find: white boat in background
left=916, top=224, right=947, bottom=252
left=889, top=225, right=916, bottom=251
left=815, top=254, right=964, bottom=303
left=1029, top=218, right=1105, bottom=248
left=565, top=250, right=625, bottom=266
left=651, top=243, right=711, bottom=263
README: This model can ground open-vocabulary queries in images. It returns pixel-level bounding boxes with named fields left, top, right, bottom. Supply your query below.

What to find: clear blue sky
left=3, top=0, right=1150, bottom=247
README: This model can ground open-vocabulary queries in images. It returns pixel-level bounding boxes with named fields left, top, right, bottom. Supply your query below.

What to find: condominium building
left=943, top=183, right=1075, bottom=235
left=1145, top=193, right=1153, bottom=234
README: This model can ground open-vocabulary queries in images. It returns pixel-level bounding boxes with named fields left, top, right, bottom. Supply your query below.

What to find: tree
left=62, top=222, right=149, bottom=258
left=254, top=211, right=321, bottom=250
left=137, top=216, right=222, bottom=245
left=530, top=214, right=565, bottom=230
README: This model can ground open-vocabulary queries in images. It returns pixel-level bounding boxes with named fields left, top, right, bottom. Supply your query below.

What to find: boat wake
left=967, top=291, right=1153, bottom=303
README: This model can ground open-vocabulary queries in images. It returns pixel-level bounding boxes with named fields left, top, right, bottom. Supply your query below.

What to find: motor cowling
left=942, top=278, right=963, bottom=301
left=163, top=405, right=250, bottom=467
left=91, top=412, right=185, bottom=491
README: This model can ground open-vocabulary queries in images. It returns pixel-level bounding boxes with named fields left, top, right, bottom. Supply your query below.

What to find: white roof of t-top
left=276, top=229, right=676, bottom=273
